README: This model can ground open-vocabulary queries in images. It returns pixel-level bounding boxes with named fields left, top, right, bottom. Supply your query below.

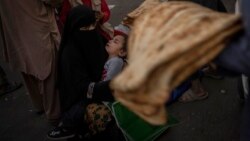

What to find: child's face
left=105, top=35, right=126, bottom=58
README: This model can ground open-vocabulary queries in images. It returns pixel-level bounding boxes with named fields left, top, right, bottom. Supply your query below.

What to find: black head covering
left=60, top=5, right=96, bottom=51
left=58, top=5, right=107, bottom=112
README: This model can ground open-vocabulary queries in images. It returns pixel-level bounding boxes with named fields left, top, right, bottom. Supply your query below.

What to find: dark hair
left=122, top=35, right=128, bottom=50
left=119, top=34, right=128, bottom=59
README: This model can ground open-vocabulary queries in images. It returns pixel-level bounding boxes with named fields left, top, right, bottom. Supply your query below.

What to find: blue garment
left=215, top=0, right=250, bottom=140
left=167, top=81, right=191, bottom=105
left=215, top=1, right=250, bottom=76
left=167, top=71, right=203, bottom=105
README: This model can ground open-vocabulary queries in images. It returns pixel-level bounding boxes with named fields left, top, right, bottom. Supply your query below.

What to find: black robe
left=58, top=5, right=112, bottom=112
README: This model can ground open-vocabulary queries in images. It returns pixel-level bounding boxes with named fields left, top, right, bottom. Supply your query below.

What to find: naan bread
left=111, top=1, right=242, bottom=125
left=122, top=0, right=162, bottom=27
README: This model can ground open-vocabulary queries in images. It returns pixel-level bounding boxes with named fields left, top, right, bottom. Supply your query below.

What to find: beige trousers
left=22, top=48, right=60, bottom=121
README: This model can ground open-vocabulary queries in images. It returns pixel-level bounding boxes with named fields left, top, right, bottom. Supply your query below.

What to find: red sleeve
left=100, top=0, right=110, bottom=23
left=59, top=0, right=72, bottom=24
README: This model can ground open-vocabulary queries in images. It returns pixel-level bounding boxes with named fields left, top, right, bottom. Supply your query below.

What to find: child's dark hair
left=119, top=34, right=128, bottom=60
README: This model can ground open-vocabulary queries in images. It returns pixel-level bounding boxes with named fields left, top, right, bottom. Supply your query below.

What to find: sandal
left=0, top=82, right=22, bottom=96
left=178, top=88, right=208, bottom=103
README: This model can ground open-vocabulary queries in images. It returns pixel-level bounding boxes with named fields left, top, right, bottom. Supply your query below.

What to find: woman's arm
left=92, top=80, right=114, bottom=101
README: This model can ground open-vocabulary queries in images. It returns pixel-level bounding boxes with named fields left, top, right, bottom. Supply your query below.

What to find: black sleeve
left=92, top=80, right=115, bottom=102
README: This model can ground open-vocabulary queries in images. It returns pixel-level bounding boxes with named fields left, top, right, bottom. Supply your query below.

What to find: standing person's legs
left=21, top=48, right=60, bottom=122
left=241, top=96, right=250, bottom=141
left=22, top=73, right=44, bottom=112
left=43, top=47, right=61, bottom=122
left=43, top=72, right=61, bottom=122
left=22, top=71, right=60, bottom=122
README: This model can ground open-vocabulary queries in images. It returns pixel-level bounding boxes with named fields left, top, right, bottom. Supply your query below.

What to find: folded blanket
left=111, top=1, right=242, bottom=125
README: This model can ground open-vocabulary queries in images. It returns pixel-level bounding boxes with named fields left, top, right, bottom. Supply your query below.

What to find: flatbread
left=122, top=0, right=162, bottom=27
left=111, top=1, right=242, bottom=125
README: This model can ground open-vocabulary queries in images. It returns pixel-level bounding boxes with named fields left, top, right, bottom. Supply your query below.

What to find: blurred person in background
left=0, top=0, right=63, bottom=124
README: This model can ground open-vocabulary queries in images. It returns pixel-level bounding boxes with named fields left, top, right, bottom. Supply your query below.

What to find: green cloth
left=106, top=102, right=179, bottom=141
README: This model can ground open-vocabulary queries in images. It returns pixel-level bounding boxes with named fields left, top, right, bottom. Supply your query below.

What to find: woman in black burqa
left=48, top=5, right=124, bottom=140
left=58, top=5, right=113, bottom=113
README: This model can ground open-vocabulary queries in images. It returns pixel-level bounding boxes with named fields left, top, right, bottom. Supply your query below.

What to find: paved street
left=0, top=0, right=242, bottom=141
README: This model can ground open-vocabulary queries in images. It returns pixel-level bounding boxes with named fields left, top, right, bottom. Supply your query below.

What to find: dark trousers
left=241, top=81, right=250, bottom=141
left=62, top=101, right=88, bottom=133
left=0, top=66, right=8, bottom=86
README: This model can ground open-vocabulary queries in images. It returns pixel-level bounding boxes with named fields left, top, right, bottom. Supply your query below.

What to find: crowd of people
left=0, top=0, right=249, bottom=141
left=0, top=0, right=129, bottom=140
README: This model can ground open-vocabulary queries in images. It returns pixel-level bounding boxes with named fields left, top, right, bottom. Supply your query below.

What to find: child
left=86, top=24, right=130, bottom=99
left=85, top=33, right=128, bottom=139
left=102, top=34, right=127, bottom=81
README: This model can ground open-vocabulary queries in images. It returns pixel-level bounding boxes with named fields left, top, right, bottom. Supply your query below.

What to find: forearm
left=88, top=80, right=114, bottom=102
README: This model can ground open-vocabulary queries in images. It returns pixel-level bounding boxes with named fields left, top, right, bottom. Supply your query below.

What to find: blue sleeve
left=215, top=0, right=250, bottom=77
left=215, top=32, right=250, bottom=76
